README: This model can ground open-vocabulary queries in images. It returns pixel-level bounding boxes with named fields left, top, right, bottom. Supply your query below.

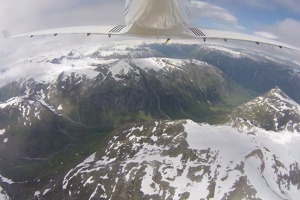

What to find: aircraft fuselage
left=125, top=0, right=191, bottom=36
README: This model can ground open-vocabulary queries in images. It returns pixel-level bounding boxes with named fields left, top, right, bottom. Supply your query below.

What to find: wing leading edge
left=2, top=25, right=300, bottom=52
left=187, top=27, right=300, bottom=52
left=2, top=25, right=128, bottom=39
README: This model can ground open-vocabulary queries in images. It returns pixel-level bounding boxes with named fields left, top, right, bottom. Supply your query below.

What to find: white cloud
left=0, top=0, right=125, bottom=65
left=254, top=31, right=278, bottom=39
left=259, top=18, right=300, bottom=47
left=277, top=0, right=300, bottom=12
left=0, top=0, right=124, bottom=33
left=1, top=0, right=299, bottom=69
left=223, top=0, right=300, bottom=13
left=190, top=1, right=244, bottom=30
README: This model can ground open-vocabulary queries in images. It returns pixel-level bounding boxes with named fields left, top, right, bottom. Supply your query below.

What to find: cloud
left=278, top=0, right=300, bottom=13
left=194, top=1, right=300, bottom=48
left=259, top=18, right=300, bottom=47
left=223, top=0, right=300, bottom=13
left=1, top=0, right=299, bottom=68
left=0, top=0, right=124, bottom=33
left=254, top=31, right=279, bottom=39
left=0, top=0, right=125, bottom=65
left=190, top=1, right=245, bottom=30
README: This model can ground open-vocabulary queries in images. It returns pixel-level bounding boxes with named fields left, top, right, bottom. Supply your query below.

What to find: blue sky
left=0, top=0, right=299, bottom=32
left=191, top=0, right=300, bottom=28
left=0, top=0, right=299, bottom=39
left=189, top=0, right=300, bottom=46
left=214, top=0, right=300, bottom=31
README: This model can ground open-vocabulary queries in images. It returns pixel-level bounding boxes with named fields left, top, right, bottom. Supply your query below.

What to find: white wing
left=187, top=27, right=300, bottom=51
left=2, top=25, right=128, bottom=38
left=2, top=25, right=300, bottom=52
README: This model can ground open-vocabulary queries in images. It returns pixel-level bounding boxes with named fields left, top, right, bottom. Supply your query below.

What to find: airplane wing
left=2, top=25, right=300, bottom=52
left=187, top=27, right=300, bottom=52
left=2, top=25, right=128, bottom=39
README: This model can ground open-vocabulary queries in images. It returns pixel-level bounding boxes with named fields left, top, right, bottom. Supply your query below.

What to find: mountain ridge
left=230, top=87, right=300, bottom=132
left=0, top=42, right=300, bottom=199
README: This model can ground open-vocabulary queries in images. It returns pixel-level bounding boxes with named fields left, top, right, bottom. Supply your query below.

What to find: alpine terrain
left=0, top=41, right=300, bottom=200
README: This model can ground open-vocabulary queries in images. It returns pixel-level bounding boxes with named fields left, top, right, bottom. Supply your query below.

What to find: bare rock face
left=0, top=45, right=247, bottom=161
left=54, top=120, right=299, bottom=200
left=231, top=87, right=300, bottom=132
left=1, top=43, right=300, bottom=200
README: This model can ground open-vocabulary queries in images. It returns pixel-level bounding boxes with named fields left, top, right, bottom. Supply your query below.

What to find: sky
left=0, top=0, right=300, bottom=65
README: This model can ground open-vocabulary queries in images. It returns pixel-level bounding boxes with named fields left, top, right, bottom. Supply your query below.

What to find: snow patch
left=62, top=153, right=96, bottom=190
left=183, top=120, right=300, bottom=199
left=141, top=165, right=156, bottom=195
left=273, top=91, right=300, bottom=109
left=34, top=191, right=40, bottom=197
left=150, top=135, right=158, bottom=142
left=206, top=45, right=242, bottom=58
left=108, top=60, right=133, bottom=81
left=133, top=57, right=188, bottom=72
left=83, top=176, right=94, bottom=187
left=0, top=53, right=109, bottom=86
left=0, top=174, right=14, bottom=184
left=133, top=58, right=165, bottom=72
left=0, top=186, right=9, bottom=200
left=0, top=97, right=22, bottom=109
left=43, top=189, right=51, bottom=195
left=57, top=104, right=63, bottom=111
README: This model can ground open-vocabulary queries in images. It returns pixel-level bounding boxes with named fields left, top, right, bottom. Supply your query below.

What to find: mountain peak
left=1, top=42, right=300, bottom=200
left=58, top=120, right=300, bottom=200
left=231, top=87, right=300, bottom=132
left=268, top=86, right=287, bottom=97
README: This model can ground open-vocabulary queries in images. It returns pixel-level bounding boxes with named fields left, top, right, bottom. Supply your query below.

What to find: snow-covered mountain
left=0, top=42, right=300, bottom=200
left=47, top=87, right=300, bottom=200
left=59, top=120, right=300, bottom=200
left=231, top=87, right=300, bottom=132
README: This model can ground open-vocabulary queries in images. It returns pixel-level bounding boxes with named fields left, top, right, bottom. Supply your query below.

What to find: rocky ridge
left=0, top=42, right=300, bottom=199
left=231, top=87, right=300, bottom=132
left=51, top=119, right=300, bottom=200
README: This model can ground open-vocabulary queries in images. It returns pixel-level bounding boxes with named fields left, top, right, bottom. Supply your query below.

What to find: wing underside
left=2, top=25, right=128, bottom=39
left=187, top=27, right=300, bottom=51
left=2, top=25, right=300, bottom=51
